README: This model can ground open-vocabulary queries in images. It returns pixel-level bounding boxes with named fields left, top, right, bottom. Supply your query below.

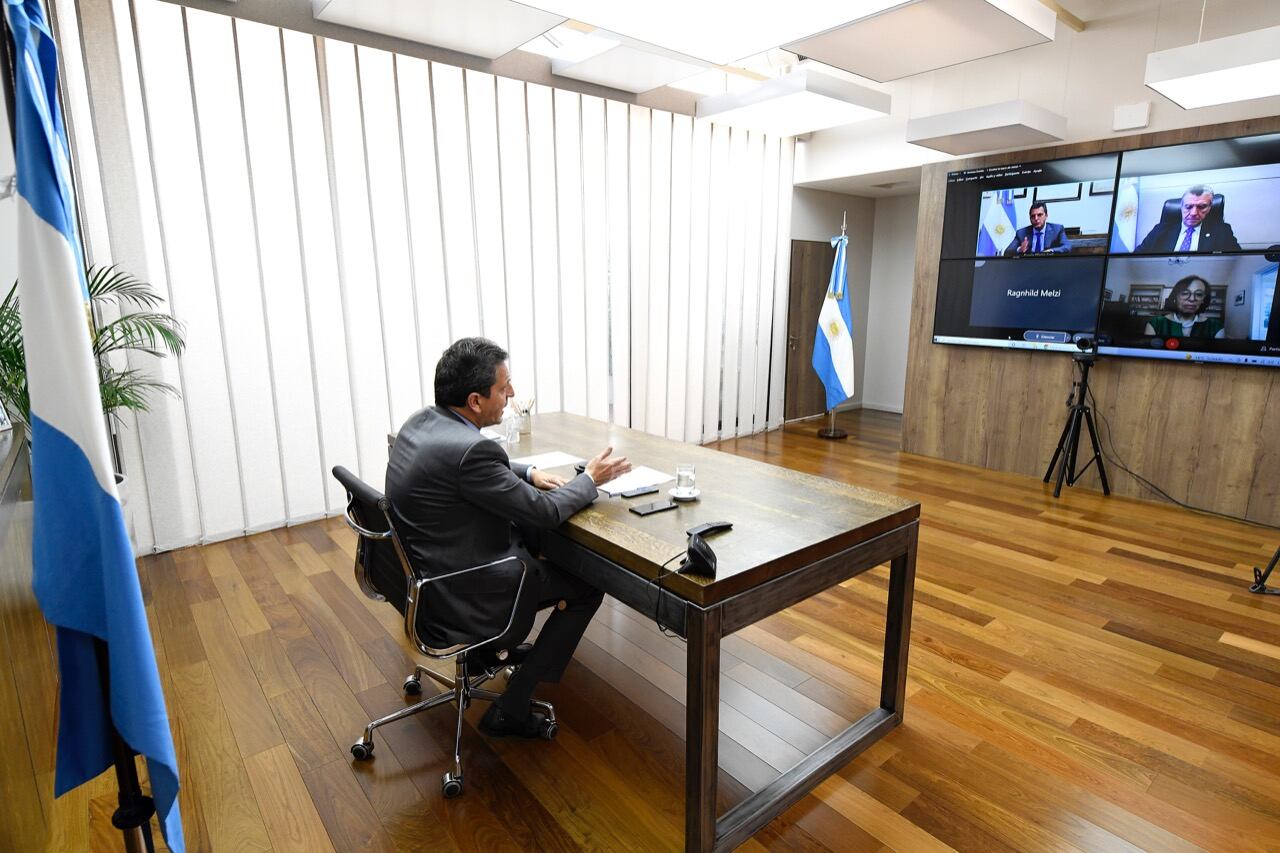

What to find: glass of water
left=675, top=463, right=696, bottom=497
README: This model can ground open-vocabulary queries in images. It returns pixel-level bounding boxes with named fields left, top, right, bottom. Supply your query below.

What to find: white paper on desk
left=510, top=451, right=585, bottom=469
left=596, top=465, right=674, bottom=496
left=480, top=427, right=506, bottom=442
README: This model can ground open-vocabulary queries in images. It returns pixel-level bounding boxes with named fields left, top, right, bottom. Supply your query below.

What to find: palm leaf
left=87, top=265, right=164, bottom=310
left=93, top=312, right=186, bottom=359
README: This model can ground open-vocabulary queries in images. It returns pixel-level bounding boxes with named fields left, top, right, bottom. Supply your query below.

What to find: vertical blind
left=64, top=0, right=795, bottom=553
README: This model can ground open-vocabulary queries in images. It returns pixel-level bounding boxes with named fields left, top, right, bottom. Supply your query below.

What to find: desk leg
left=880, top=524, right=918, bottom=717
left=685, top=606, right=721, bottom=853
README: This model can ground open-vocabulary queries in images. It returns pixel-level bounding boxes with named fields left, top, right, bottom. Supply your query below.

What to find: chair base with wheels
left=332, top=465, right=558, bottom=798
left=349, top=644, right=558, bottom=798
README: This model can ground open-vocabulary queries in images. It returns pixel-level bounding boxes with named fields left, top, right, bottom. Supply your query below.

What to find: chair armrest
left=341, top=506, right=392, bottom=540
left=406, top=556, right=528, bottom=659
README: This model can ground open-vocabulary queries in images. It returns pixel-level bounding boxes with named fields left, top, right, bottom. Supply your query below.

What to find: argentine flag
left=977, top=189, right=1016, bottom=256
left=5, top=1, right=183, bottom=849
left=812, top=234, right=854, bottom=411
left=1110, top=178, right=1139, bottom=253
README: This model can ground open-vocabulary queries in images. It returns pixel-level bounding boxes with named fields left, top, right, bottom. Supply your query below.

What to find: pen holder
left=515, top=413, right=531, bottom=436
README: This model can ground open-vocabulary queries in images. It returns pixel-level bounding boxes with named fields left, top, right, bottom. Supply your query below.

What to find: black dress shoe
left=479, top=704, right=549, bottom=739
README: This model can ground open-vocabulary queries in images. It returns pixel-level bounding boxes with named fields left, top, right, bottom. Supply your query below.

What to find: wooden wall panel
left=903, top=117, right=1280, bottom=526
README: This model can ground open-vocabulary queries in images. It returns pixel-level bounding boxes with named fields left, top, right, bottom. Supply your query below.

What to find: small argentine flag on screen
left=1110, top=178, right=1139, bottom=253
left=977, top=189, right=1016, bottom=255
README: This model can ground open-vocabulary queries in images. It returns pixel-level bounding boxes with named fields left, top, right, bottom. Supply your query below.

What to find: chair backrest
left=332, top=465, right=411, bottom=616
left=1160, top=193, right=1224, bottom=228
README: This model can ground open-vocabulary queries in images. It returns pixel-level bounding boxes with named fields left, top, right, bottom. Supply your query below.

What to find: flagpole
left=819, top=212, right=849, bottom=440
left=94, top=639, right=158, bottom=853
left=2, top=12, right=16, bottom=149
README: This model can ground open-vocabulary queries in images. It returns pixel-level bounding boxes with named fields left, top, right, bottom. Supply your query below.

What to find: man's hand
left=530, top=469, right=567, bottom=491
left=1018, top=236, right=1030, bottom=254
left=585, top=446, right=631, bottom=486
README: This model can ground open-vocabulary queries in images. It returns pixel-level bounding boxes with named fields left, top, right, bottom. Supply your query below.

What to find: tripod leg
left=1054, top=408, right=1082, bottom=498
left=1044, top=416, right=1073, bottom=483
left=1082, top=408, right=1110, bottom=495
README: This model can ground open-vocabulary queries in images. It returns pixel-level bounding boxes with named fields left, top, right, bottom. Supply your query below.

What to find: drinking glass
left=675, top=463, right=696, bottom=496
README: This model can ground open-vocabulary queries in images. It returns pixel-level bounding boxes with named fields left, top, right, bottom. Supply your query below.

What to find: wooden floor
left=5, top=409, right=1280, bottom=851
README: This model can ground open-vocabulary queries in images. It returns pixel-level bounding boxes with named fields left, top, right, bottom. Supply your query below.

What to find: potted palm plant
left=0, top=265, right=185, bottom=496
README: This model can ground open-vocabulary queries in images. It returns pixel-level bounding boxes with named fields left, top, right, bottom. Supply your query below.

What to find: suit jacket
left=1003, top=222, right=1070, bottom=255
left=1135, top=221, right=1241, bottom=253
left=385, top=405, right=599, bottom=646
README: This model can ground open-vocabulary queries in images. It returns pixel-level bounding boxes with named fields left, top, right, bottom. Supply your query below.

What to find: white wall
left=862, top=194, right=918, bottom=413
left=797, top=0, right=1280, bottom=187
left=790, top=186, right=875, bottom=407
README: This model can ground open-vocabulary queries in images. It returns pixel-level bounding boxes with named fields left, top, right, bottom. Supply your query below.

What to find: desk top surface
left=519, top=413, right=919, bottom=605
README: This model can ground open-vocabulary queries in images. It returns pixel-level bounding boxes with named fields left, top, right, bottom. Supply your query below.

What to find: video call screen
left=1114, top=133, right=1280, bottom=255
left=940, top=154, right=1120, bottom=260
left=933, top=132, right=1280, bottom=368
left=1097, top=254, right=1280, bottom=366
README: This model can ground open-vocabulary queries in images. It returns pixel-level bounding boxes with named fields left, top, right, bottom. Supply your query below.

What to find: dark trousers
left=494, top=557, right=602, bottom=714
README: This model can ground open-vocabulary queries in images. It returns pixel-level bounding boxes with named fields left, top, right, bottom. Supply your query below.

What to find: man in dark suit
left=1004, top=201, right=1071, bottom=255
left=1135, top=184, right=1241, bottom=253
left=386, top=337, right=631, bottom=738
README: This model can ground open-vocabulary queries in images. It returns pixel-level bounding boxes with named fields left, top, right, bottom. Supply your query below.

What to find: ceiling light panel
left=905, top=99, right=1065, bottom=155
left=553, top=43, right=710, bottom=93
left=786, top=0, right=1056, bottom=82
left=1145, top=25, right=1280, bottom=109
left=512, top=0, right=908, bottom=65
left=520, top=25, right=620, bottom=64
left=697, top=68, right=891, bottom=137
left=313, top=0, right=566, bottom=60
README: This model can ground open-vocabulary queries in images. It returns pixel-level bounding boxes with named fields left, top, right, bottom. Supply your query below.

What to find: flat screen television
left=933, top=132, right=1280, bottom=367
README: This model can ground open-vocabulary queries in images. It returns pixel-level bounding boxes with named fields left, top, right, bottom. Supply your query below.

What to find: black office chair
left=1158, top=193, right=1225, bottom=229
left=331, top=465, right=558, bottom=799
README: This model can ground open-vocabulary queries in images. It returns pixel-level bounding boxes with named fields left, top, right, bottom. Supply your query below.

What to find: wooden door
left=784, top=240, right=836, bottom=421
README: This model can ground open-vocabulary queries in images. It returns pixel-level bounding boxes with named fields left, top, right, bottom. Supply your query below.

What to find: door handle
left=787, top=335, right=798, bottom=350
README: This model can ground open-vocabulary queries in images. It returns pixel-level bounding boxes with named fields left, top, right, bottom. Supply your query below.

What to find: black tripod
left=1251, top=547, right=1280, bottom=596
left=1043, top=351, right=1110, bottom=498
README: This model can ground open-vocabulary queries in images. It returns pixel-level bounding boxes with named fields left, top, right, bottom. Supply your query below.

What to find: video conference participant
left=1143, top=275, right=1225, bottom=339
left=386, top=337, right=631, bottom=738
left=1135, top=185, right=1242, bottom=253
left=1003, top=202, right=1071, bottom=255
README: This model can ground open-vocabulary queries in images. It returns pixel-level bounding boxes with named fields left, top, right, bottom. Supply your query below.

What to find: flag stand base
left=817, top=410, right=847, bottom=440
left=94, top=639, right=157, bottom=853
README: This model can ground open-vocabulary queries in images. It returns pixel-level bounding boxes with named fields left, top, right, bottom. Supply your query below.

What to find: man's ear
left=466, top=392, right=483, bottom=413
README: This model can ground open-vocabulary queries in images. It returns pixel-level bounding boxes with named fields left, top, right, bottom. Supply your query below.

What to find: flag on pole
left=5, top=1, right=183, bottom=848
left=811, top=233, right=854, bottom=411
left=1110, top=177, right=1139, bottom=253
left=976, top=189, right=1016, bottom=256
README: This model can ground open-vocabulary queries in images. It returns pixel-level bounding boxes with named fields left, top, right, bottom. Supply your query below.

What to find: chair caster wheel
left=441, top=772, right=463, bottom=798
left=541, top=720, right=558, bottom=740
left=351, top=741, right=374, bottom=761
left=403, top=676, right=422, bottom=696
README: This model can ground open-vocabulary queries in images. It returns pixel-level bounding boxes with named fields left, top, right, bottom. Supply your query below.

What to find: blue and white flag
left=812, top=233, right=854, bottom=411
left=5, top=1, right=183, bottom=848
left=977, top=189, right=1016, bottom=256
left=1110, top=177, right=1139, bottom=253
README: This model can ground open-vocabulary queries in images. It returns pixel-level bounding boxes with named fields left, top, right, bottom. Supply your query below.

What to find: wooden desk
left=521, top=414, right=920, bottom=852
